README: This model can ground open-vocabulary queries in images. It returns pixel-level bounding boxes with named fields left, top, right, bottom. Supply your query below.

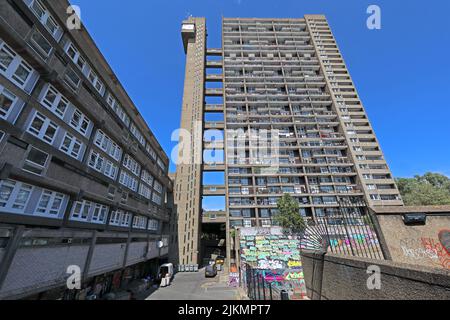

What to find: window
left=370, top=194, right=381, bottom=201
left=148, top=219, right=159, bottom=231
left=122, top=154, right=141, bottom=176
left=88, top=150, right=118, bottom=179
left=94, top=130, right=122, bottom=161
left=0, top=87, right=17, bottom=120
left=119, top=171, right=138, bottom=191
left=30, top=30, right=52, bottom=58
left=60, top=132, right=83, bottom=160
left=27, top=112, right=58, bottom=144
left=41, top=85, right=68, bottom=118
left=138, top=183, right=151, bottom=200
left=109, top=210, right=123, bottom=226
left=133, top=215, right=147, bottom=229
left=22, top=147, right=49, bottom=175
left=109, top=210, right=131, bottom=227
left=65, top=43, right=86, bottom=71
left=157, top=158, right=166, bottom=171
left=0, top=179, right=33, bottom=213
left=153, top=180, right=163, bottom=193
left=87, top=69, right=104, bottom=94
left=152, top=192, right=161, bottom=205
left=64, top=67, right=80, bottom=90
left=71, top=200, right=92, bottom=221
left=141, top=170, right=154, bottom=186
left=0, top=41, right=35, bottom=90
left=106, top=93, right=130, bottom=126
left=35, top=190, right=66, bottom=218
left=70, top=109, right=90, bottom=136
left=107, top=186, right=116, bottom=201
left=91, top=204, right=108, bottom=224
left=130, top=123, right=145, bottom=146
left=27, top=0, right=61, bottom=38
left=145, top=144, right=157, bottom=160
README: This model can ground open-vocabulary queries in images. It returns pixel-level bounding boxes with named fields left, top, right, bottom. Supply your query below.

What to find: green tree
left=396, top=173, right=450, bottom=206
left=273, top=193, right=307, bottom=235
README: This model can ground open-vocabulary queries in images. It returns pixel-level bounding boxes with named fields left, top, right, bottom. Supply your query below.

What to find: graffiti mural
left=239, top=227, right=307, bottom=298
left=399, top=230, right=450, bottom=270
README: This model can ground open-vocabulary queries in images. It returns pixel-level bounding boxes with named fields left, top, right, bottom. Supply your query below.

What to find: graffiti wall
left=238, top=227, right=307, bottom=299
left=377, top=213, right=450, bottom=270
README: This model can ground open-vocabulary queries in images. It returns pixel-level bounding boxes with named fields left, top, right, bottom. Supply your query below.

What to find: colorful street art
left=238, top=227, right=307, bottom=299
left=399, top=230, right=450, bottom=270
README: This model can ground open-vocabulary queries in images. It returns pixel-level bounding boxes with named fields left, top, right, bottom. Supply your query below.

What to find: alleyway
left=144, top=268, right=240, bottom=300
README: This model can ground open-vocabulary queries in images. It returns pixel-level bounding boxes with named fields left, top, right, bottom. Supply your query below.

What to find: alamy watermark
left=66, top=265, right=81, bottom=290
left=367, top=5, right=382, bottom=30
left=171, top=124, right=280, bottom=174
left=66, top=5, right=82, bottom=30
left=366, top=265, right=381, bottom=290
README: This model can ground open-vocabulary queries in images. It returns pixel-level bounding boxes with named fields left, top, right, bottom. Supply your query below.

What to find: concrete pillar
left=0, top=226, right=25, bottom=290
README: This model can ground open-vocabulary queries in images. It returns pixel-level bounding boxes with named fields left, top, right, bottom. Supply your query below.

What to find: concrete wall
left=376, top=214, right=450, bottom=270
left=0, top=245, right=89, bottom=299
left=301, top=250, right=450, bottom=300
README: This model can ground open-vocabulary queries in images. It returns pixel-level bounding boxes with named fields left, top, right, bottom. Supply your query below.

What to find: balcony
left=204, top=140, right=224, bottom=150
left=203, top=162, right=226, bottom=171
left=205, top=121, right=225, bottom=129
left=207, top=48, right=223, bottom=56
left=205, top=88, right=223, bottom=96
left=202, top=185, right=226, bottom=196
left=205, top=104, right=224, bottom=112
left=206, top=74, right=223, bottom=82
left=206, top=60, right=223, bottom=68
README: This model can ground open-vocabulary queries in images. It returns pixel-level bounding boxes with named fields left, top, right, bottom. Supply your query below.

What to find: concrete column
left=0, top=226, right=25, bottom=290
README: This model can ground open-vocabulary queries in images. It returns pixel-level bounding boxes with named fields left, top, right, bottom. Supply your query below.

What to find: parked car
left=215, top=256, right=225, bottom=265
left=205, top=264, right=217, bottom=278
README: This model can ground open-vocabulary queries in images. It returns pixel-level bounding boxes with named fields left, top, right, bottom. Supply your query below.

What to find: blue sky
left=74, top=0, right=450, bottom=178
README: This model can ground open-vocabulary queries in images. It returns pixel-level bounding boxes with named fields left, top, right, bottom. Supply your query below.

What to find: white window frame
left=133, top=215, right=147, bottom=230
left=22, top=146, right=49, bottom=176
left=27, top=112, right=59, bottom=144
left=153, top=180, right=163, bottom=194
left=60, top=131, right=83, bottom=160
left=141, top=170, right=154, bottom=186
left=91, top=203, right=108, bottom=224
left=27, top=0, right=61, bottom=39
left=130, top=123, right=145, bottom=146
left=35, top=189, right=66, bottom=218
left=0, top=86, right=18, bottom=120
left=94, top=130, right=122, bottom=161
left=138, top=183, right=151, bottom=200
left=109, top=210, right=123, bottom=226
left=148, top=219, right=159, bottom=231
left=0, top=179, right=34, bottom=214
left=123, top=154, right=141, bottom=176
left=87, top=69, right=104, bottom=94
left=88, top=150, right=117, bottom=180
left=151, top=192, right=161, bottom=205
left=30, top=29, right=53, bottom=58
left=40, top=85, right=68, bottom=119
left=119, top=171, right=138, bottom=192
left=70, top=200, right=92, bottom=222
left=106, top=93, right=130, bottom=126
left=65, top=42, right=86, bottom=71
left=70, top=108, right=91, bottom=136
left=0, top=41, right=35, bottom=90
